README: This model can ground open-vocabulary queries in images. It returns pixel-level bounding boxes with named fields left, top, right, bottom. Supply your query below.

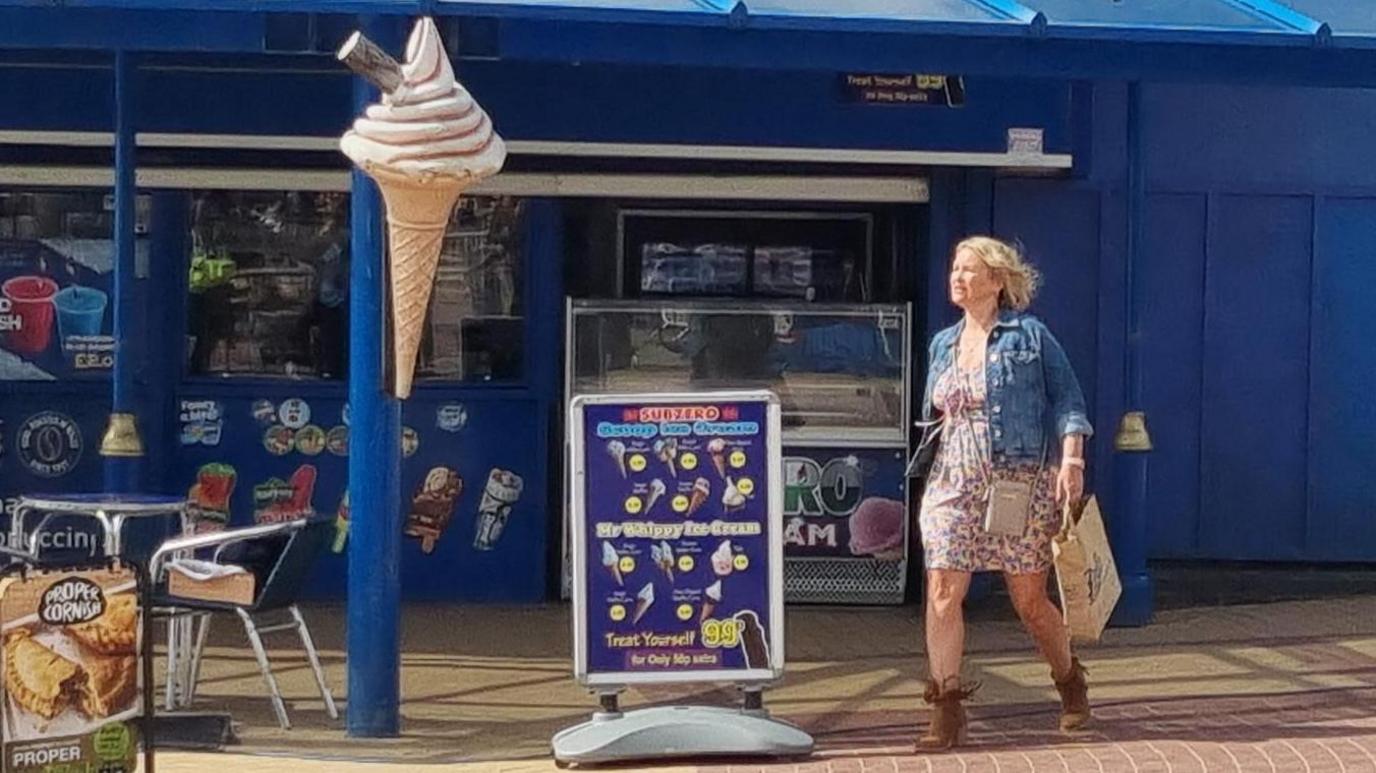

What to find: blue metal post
left=346, top=16, right=403, bottom=738
left=1110, top=81, right=1154, bottom=626
left=103, top=49, right=143, bottom=493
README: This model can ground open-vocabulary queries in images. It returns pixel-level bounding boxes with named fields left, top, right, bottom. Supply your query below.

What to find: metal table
left=10, top=492, right=188, bottom=558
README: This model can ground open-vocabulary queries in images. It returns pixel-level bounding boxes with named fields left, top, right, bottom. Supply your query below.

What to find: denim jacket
left=921, top=310, right=1093, bottom=462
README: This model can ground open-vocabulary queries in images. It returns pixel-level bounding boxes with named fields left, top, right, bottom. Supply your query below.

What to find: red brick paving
left=697, top=688, right=1376, bottom=773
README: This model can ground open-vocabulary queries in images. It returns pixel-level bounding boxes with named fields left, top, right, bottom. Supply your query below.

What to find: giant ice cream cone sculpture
left=339, top=18, right=506, bottom=398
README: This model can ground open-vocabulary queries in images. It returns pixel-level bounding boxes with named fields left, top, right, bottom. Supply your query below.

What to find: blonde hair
left=954, top=235, right=1041, bottom=311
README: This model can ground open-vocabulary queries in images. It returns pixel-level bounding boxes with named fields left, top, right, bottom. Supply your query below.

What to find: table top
left=17, top=493, right=187, bottom=516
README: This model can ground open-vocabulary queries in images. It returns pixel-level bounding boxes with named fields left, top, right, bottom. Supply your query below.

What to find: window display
left=415, top=196, right=525, bottom=383
left=568, top=299, right=909, bottom=443
left=622, top=210, right=873, bottom=302
left=186, top=191, right=524, bottom=383
left=187, top=191, right=349, bottom=379
left=0, top=189, right=145, bottom=381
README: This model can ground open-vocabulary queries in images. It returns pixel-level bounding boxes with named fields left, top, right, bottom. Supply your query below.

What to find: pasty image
left=2, top=578, right=142, bottom=743
left=68, top=592, right=137, bottom=655
left=3, top=630, right=83, bottom=720
left=77, top=653, right=137, bottom=719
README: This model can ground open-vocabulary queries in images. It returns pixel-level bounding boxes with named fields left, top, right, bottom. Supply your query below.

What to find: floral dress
left=919, top=360, right=1060, bottom=575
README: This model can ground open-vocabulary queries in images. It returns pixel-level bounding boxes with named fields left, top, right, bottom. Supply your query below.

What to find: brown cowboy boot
left=1053, top=658, right=1090, bottom=731
left=916, top=678, right=979, bottom=751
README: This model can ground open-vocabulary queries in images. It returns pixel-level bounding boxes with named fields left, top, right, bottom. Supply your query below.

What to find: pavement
left=151, top=579, right=1376, bottom=772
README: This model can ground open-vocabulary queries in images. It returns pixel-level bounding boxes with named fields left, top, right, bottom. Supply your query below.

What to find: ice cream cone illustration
left=711, top=540, right=734, bottom=577
left=632, top=583, right=655, bottom=625
left=654, top=438, right=678, bottom=478
left=474, top=469, right=524, bottom=550
left=657, top=540, right=675, bottom=582
left=646, top=478, right=667, bottom=512
left=606, top=440, right=627, bottom=478
left=688, top=477, right=711, bottom=516
left=722, top=477, right=746, bottom=511
left=339, top=18, right=507, bottom=399
left=707, top=438, right=728, bottom=479
left=332, top=491, right=351, bottom=553
left=602, top=542, right=623, bottom=586
left=700, top=580, right=722, bottom=622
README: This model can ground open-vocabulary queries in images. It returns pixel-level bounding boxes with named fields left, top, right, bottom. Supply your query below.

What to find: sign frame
left=569, top=390, right=785, bottom=689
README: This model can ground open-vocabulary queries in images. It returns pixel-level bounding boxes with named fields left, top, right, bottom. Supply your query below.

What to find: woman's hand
left=1056, top=463, right=1084, bottom=506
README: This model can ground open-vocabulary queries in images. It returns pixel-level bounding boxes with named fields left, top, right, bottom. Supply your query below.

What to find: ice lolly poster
left=575, top=396, right=780, bottom=682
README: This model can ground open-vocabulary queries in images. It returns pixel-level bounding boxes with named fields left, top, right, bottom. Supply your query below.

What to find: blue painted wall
left=984, top=82, right=1376, bottom=562
left=0, top=60, right=1071, bottom=154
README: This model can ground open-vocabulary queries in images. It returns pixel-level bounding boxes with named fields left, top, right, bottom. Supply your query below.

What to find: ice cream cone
left=369, top=164, right=468, bottom=399
left=688, top=477, right=711, bottom=516
left=632, top=597, right=653, bottom=624
left=711, top=452, right=727, bottom=479
left=610, top=564, right=623, bottom=586
left=699, top=600, right=716, bottom=622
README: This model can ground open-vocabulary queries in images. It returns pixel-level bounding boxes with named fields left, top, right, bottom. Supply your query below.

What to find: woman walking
left=915, top=236, right=1093, bottom=750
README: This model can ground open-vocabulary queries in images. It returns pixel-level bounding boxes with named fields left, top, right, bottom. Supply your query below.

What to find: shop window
left=0, top=189, right=143, bottom=381
left=622, top=209, right=873, bottom=302
left=186, top=191, right=525, bottom=383
left=186, top=191, right=350, bottom=379
left=415, top=196, right=525, bottom=383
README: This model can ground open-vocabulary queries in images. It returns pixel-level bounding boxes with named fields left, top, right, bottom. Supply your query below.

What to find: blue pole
left=346, top=15, right=403, bottom=738
left=103, top=49, right=143, bottom=494
left=1110, top=81, right=1153, bottom=627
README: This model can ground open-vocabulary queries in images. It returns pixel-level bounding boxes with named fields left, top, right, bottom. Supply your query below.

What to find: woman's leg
left=925, top=569, right=973, bottom=685
left=1003, top=571, right=1073, bottom=678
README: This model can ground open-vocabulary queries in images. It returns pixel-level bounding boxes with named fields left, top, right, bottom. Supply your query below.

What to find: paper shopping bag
left=1052, top=495, right=1122, bottom=643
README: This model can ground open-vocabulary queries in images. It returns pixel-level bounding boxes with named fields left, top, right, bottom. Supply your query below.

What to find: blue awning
left=1277, top=0, right=1376, bottom=48
left=2, top=0, right=1373, bottom=85
left=438, top=0, right=1333, bottom=45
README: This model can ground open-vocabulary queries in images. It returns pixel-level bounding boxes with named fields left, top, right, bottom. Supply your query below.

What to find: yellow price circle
left=619, top=556, right=636, bottom=574
left=672, top=495, right=690, bottom=513
left=625, top=496, right=643, bottom=515
left=609, top=604, right=626, bottom=622
left=629, top=454, right=648, bottom=472
left=733, top=553, right=750, bottom=572
left=676, top=604, right=694, bottom=621
left=729, top=449, right=747, bottom=468
left=677, top=554, right=695, bottom=572
left=680, top=452, right=699, bottom=471
left=737, top=478, right=755, bottom=496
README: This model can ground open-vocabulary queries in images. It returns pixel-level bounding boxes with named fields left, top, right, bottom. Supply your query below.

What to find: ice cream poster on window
left=0, top=566, right=142, bottom=773
left=570, top=393, right=785, bottom=686
left=782, top=448, right=909, bottom=561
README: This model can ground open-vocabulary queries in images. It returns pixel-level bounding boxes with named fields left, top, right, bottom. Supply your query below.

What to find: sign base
left=551, top=705, right=813, bottom=766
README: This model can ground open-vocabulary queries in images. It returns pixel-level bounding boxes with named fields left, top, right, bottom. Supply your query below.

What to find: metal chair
left=149, top=516, right=338, bottom=730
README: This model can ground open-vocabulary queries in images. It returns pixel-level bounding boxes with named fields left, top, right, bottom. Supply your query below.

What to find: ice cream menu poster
left=578, top=398, right=776, bottom=680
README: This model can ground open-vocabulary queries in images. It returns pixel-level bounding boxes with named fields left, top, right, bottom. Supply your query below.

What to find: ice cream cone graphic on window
left=339, top=17, right=507, bottom=398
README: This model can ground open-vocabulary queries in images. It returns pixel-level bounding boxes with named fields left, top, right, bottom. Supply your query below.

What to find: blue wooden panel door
left=1140, top=193, right=1207, bottom=558
left=1308, top=197, right=1376, bottom=560
left=1199, top=195, right=1311, bottom=560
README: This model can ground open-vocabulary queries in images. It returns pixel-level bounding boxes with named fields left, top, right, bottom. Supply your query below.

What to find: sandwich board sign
left=555, top=391, right=811, bottom=765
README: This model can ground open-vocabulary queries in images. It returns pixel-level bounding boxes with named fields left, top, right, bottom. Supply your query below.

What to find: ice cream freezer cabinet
left=566, top=299, right=912, bottom=604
